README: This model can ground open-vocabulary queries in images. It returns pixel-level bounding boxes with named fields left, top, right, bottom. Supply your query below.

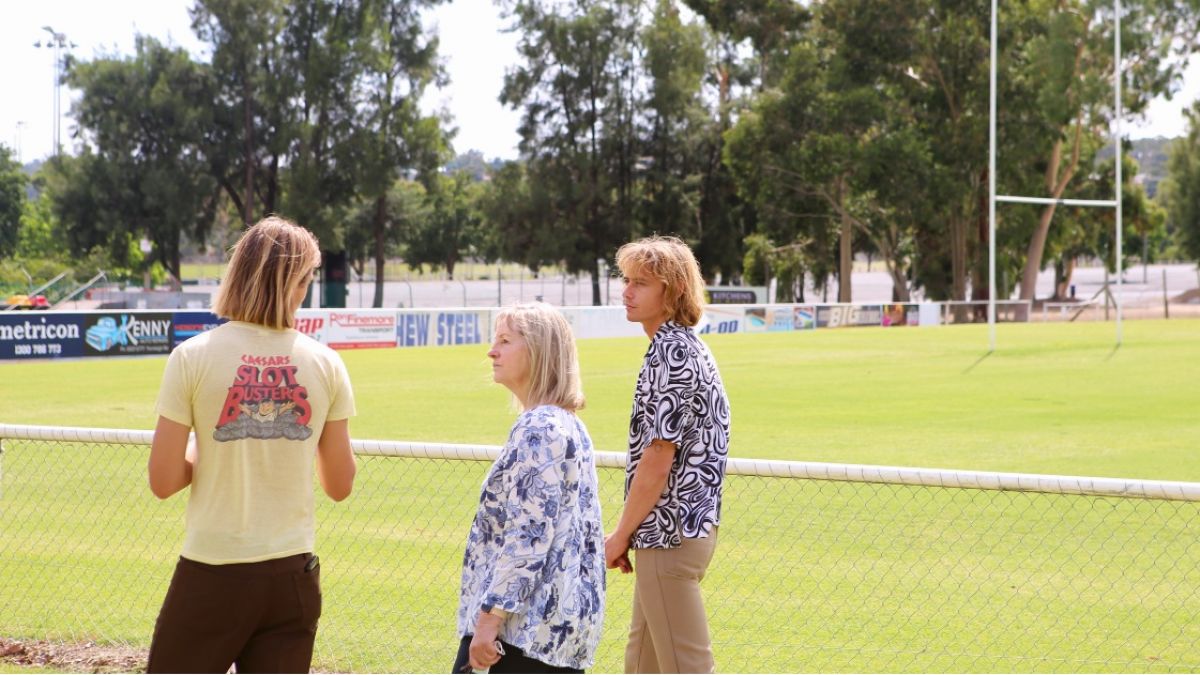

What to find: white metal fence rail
left=1, top=424, right=1198, bottom=672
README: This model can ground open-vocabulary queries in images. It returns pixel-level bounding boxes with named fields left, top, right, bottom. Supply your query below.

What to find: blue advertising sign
left=435, top=311, right=483, bottom=346
left=396, top=310, right=488, bottom=347
left=0, top=314, right=86, bottom=359
left=82, top=312, right=174, bottom=357
left=173, top=311, right=224, bottom=345
left=397, top=313, right=431, bottom=347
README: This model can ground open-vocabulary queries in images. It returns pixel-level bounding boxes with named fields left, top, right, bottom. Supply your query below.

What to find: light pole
left=14, top=121, right=26, bottom=163
left=34, top=26, right=74, bottom=157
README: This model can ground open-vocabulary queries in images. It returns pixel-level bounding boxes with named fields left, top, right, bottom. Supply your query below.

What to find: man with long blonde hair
left=605, top=236, right=731, bottom=674
left=147, top=216, right=357, bottom=673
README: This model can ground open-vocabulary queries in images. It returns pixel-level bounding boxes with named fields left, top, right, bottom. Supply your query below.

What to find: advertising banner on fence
left=0, top=301, right=950, bottom=361
left=817, top=304, right=884, bottom=328
left=747, top=307, right=799, bottom=332
left=706, top=286, right=765, bottom=304
left=173, top=311, right=224, bottom=344
left=396, top=310, right=492, bottom=347
left=882, top=304, right=921, bottom=327
left=325, top=310, right=398, bottom=349
left=561, top=306, right=642, bottom=339
left=793, top=305, right=816, bottom=330
left=0, top=314, right=85, bottom=359
left=294, top=311, right=329, bottom=343
left=83, top=312, right=174, bottom=357
left=696, top=306, right=744, bottom=335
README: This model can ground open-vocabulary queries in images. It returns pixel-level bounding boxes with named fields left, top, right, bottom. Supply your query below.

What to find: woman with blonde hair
left=455, top=302, right=605, bottom=674
left=147, top=215, right=357, bottom=673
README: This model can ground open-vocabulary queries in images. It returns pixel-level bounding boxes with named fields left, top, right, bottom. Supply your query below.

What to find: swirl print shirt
left=457, top=405, right=606, bottom=670
left=626, top=321, right=731, bottom=549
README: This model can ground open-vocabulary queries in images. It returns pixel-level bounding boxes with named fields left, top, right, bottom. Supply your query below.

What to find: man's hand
left=469, top=612, right=503, bottom=671
left=605, top=532, right=633, bottom=574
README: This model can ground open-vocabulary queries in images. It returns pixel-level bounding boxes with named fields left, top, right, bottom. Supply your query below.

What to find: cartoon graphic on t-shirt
left=214, top=355, right=314, bottom=441
left=239, top=399, right=296, bottom=423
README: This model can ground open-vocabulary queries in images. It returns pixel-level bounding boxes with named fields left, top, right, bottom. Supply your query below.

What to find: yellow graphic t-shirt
left=155, top=321, right=356, bottom=564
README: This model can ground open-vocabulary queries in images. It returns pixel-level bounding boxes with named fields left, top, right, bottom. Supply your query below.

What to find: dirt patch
left=0, top=637, right=145, bottom=673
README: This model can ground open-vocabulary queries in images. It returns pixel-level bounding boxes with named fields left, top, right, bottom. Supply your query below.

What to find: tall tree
left=726, top=0, right=929, bottom=302
left=405, top=171, right=484, bottom=279
left=682, top=0, right=809, bottom=89
left=903, top=0, right=994, bottom=302
left=501, top=0, right=642, bottom=304
left=478, top=161, right=561, bottom=272
left=279, top=0, right=363, bottom=246
left=66, top=36, right=220, bottom=283
left=192, top=0, right=292, bottom=225
left=1162, top=102, right=1200, bottom=264
left=639, top=0, right=708, bottom=243
left=683, top=0, right=809, bottom=283
left=350, top=0, right=449, bottom=307
left=344, top=178, right=428, bottom=280
left=16, top=191, right=63, bottom=261
left=0, top=145, right=23, bottom=259
left=1011, top=0, right=1200, bottom=301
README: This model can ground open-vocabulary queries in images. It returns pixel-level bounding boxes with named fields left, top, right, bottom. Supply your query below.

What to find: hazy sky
left=1, top=0, right=1197, bottom=166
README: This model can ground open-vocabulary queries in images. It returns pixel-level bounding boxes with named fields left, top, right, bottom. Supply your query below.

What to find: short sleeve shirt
left=155, top=321, right=355, bottom=564
left=626, top=321, right=730, bottom=549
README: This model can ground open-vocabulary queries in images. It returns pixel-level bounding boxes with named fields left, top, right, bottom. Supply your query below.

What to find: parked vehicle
left=3, top=294, right=50, bottom=310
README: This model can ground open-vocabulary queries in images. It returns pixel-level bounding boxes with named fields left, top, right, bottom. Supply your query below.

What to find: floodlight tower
left=34, top=26, right=75, bottom=157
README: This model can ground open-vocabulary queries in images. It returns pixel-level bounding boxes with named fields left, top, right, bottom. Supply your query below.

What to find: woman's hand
left=469, top=612, right=504, bottom=671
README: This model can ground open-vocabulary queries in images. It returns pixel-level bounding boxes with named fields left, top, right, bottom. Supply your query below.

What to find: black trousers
left=147, top=553, right=321, bottom=674
left=453, top=635, right=584, bottom=674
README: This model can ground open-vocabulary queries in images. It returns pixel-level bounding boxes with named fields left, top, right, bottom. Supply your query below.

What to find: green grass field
left=2, top=320, right=1199, bottom=672
left=3, top=319, right=1197, bottom=479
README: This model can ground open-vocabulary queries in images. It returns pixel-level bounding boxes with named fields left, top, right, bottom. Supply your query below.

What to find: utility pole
left=14, top=121, right=26, bottom=163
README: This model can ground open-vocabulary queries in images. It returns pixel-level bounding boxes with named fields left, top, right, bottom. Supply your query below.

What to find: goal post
left=989, top=0, right=1124, bottom=351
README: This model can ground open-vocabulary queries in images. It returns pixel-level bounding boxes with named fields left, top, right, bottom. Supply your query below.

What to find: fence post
left=1163, top=268, right=1169, bottom=319
left=402, top=280, right=414, bottom=309
left=1104, top=269, right=1110, bottom=321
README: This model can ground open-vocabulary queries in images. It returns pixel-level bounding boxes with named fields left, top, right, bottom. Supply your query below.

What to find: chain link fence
left=2, top=424, right=1199, bottom=673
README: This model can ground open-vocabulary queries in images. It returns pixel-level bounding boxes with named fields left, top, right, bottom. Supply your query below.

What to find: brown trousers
left=625, top=531, right=719, bottom=674
left=147, top=553, right=321, bottom=673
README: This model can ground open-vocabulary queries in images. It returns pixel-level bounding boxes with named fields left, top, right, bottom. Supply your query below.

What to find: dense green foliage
left=1161, top=103, right=1200, bottom=262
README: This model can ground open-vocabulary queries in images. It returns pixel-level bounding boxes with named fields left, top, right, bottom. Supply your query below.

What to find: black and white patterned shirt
left=626, top=321, right=731, bottom=549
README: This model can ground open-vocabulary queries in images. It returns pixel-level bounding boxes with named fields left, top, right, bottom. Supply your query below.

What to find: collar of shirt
left=652, top=320, right=688, bottom=341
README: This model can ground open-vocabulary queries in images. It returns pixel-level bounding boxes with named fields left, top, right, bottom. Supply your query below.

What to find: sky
left=1, top=0, right=1197, bottom=166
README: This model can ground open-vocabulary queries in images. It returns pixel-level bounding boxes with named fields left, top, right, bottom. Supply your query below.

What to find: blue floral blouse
left=457, top=405, right=606, bottom=670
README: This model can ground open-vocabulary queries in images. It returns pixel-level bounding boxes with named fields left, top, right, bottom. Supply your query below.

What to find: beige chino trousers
left=624, top=530, right=719, bottom=674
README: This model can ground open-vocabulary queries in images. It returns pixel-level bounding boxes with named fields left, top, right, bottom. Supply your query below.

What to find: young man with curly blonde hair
left=605, top=236, right=731, bottom=674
